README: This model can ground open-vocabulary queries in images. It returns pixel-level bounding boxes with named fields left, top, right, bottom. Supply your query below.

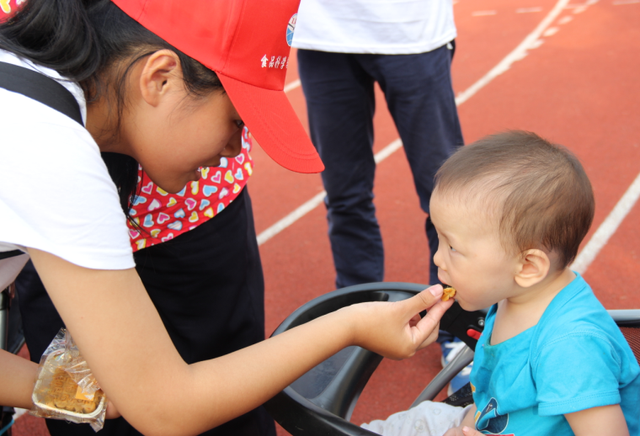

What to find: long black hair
left=0, top=0, right=223, bottom=217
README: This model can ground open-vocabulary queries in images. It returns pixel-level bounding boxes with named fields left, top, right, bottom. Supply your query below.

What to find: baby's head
left=430, top=131, right=594, bottom=307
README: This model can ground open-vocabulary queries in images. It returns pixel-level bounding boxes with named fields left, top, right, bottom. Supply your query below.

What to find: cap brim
left=217, top=74, right=324, bottom=174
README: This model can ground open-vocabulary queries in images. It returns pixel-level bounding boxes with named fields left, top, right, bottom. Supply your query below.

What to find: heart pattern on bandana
left=126, top=128, right=254, bottom=251
left=199, top=199, right=210, bottom=210
left=148, top=199, right=162, bottom=211
left=141, top=182, right=154, bottom=195
left=161, top=233, right=174, bottom=243
left=224, top=170, right=235, bottom=184
left=157, top=213, right=170, bottom=224
left=185, top=198, right=197, bottom=211
left=168, top=221, right=183, bottom=231
left=203, top=185, right=218, bottom=197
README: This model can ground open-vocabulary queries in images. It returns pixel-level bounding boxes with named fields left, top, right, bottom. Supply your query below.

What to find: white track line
left=472, top=10, right=498, bottom=16
left=517, top=7, right=544, bottom=13
left=571, top=172, right=640, bottom=274
left=283, top=79, right=301, bottom=93
left=454, top=0, right=570, bottom=105
left=256, top=190, right=327, bottom=246
left=255, top=138, right=405, bottom=246
left=257, top=0, right=571, bottom=247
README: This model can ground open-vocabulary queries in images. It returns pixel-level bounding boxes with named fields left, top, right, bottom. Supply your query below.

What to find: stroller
left=264, top=282, right=640, bottom=436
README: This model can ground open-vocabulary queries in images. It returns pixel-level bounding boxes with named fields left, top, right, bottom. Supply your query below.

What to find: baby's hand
left=443, top=427, right=464, bottom=436
left=443, top=426, right=484, bottom=436
left=345, top=284, right=454, bottom=360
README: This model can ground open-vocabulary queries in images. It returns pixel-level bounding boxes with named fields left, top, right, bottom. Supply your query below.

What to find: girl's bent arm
left=29, top=248, right=451, bottom=436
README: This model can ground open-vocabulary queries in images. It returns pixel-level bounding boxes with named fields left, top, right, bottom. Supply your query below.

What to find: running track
left=13, top=0, right=640, bottom=433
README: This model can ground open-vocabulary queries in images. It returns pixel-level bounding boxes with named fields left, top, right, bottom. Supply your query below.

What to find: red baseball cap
left=111, top=0, right=324, bottom=174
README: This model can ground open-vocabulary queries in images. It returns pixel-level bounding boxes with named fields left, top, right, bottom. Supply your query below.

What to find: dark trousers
left=297, top=44, right=464, bottom=288
left=16, top=189, right=276, bottom=436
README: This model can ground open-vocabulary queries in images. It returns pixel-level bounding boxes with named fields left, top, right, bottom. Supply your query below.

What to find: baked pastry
left=442, top=286, right=457, bottom=302
left=44, top=368, right=103, bottom=414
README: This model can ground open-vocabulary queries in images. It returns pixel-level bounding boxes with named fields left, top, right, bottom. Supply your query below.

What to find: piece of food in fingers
left=441, top=287, right=457, bottom=301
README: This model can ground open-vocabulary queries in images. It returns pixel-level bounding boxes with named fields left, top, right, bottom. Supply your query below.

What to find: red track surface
left=13, top=0, right=640, bottom=434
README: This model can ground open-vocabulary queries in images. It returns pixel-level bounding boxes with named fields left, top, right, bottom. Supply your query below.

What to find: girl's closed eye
left=234, top=119, right=245, bottom=129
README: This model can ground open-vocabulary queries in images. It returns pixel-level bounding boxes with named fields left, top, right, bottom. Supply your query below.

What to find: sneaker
left=440, top=338, right=473, bottom=396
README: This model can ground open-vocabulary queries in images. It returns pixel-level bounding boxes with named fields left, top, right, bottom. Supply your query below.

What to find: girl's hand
left=346, top=284, right=454, bottom=360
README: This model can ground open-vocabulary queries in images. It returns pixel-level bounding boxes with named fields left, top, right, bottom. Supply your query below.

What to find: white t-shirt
left=292, top=0, right=457, bottom=55
left=0, top=50, right=134, bottom=290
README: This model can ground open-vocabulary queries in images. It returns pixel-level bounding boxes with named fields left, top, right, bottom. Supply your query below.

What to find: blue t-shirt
left=471, top=274, right=640, bottom=435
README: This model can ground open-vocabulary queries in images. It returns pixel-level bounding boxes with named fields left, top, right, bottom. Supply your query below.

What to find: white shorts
left=361, top=401, right=471, bottom=436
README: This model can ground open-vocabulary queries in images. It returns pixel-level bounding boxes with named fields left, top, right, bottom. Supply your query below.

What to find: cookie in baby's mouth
left=441, top=287, right=456, bottom=302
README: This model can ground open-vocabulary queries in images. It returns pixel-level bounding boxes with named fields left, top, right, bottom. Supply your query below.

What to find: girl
left=0, top=1, right=454, bottom=435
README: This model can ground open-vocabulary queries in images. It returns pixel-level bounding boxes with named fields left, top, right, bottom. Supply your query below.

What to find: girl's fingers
left=398, top=286, right=455, bottom=350
left=400, top=285, right=442, bottom=319
left=411, top=294, right=454, bottom=344
left=419, top=297, right=454, bottom=329
left=350, top=285, right=454, bottom=359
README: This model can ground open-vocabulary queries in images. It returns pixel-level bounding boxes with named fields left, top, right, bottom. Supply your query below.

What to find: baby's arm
left=565, top=404, right=629, bottom=436
left=443, top=404, right=477, bottom=436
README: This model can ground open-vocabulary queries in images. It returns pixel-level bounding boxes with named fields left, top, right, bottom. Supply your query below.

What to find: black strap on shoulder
left=0, top=61, right=83, bottom=261
left=0, top=60, right=83, bottom=125
left=0, top=250, right=24, bottom=260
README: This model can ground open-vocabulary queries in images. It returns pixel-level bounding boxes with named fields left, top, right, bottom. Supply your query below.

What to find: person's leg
left=361, top=45, right=464, bottom=285
left=360, top=48, right=469, bottom=390
left=298, top=49, right=383, bottom=288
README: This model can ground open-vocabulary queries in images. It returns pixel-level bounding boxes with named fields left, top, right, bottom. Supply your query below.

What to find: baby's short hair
left=434, top=130, right=594, bottom=268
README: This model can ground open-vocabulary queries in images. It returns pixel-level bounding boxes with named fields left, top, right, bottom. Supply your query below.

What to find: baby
left=363, top=131, right=640, bottom=436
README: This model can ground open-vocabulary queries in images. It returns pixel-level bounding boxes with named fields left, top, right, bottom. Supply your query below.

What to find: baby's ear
left=514, top=249, right=550, bottom=288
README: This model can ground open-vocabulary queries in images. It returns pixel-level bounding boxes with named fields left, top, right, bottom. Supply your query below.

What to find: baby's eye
left=449, top=245, right=456, bottom=252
